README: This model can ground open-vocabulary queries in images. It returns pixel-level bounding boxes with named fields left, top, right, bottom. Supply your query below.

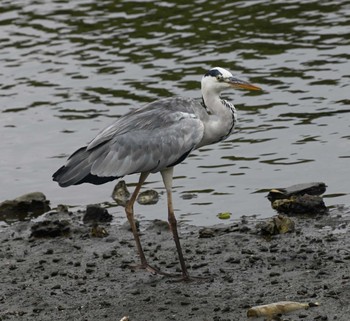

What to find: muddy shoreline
left=1, top=205, right=349, bottom=321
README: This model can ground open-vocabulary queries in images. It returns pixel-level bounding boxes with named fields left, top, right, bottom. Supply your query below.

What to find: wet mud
left=0, top=206, right=349, bottom=321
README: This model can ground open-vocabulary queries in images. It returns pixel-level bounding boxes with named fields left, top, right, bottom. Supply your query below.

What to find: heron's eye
left=216, top=75, right=223, bottom=81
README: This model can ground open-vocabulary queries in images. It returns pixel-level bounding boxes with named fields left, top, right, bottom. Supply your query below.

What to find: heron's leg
left=161, top=167, right=189, bottom=280
left=125, top=172, right=149, bottom=266
left=125, top=172, right=172, bottom=276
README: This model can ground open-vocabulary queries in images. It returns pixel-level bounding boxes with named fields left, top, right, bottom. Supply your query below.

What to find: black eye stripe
left=204, top=69, right=223, bottom=78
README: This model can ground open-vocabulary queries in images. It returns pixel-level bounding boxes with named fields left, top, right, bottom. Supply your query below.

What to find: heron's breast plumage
left=194, top=98, right=237, bottom=148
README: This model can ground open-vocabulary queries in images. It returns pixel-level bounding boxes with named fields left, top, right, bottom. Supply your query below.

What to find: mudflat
left=1, top=206, right=349, bottom=321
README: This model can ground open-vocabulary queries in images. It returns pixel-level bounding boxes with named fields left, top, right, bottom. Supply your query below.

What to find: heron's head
left=201, top=67, right=261, bottom=94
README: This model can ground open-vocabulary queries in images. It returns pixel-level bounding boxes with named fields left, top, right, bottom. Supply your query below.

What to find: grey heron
left=53, top=67, right=261, bottom=280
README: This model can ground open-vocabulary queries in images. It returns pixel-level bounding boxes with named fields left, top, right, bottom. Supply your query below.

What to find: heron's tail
left=52, top=146, right=117, bottom=187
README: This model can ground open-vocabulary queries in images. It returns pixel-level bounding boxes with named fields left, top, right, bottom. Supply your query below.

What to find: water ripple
left=1, top=0, right=349, bottom=224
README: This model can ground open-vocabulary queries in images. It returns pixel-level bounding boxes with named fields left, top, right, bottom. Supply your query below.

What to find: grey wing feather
left=89, top=98, right=204, bottom=177
left=53, top=97, right=204, bottom=186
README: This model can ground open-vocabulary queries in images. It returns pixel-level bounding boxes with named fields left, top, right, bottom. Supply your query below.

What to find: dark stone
left=30, top=220, right=70, bottom=238
left=258, top=214, right=295, bottom=236
left=267, top=182, right=327, bottom=202
left=0, top=192, right=50, bottom=224
left=83, top=204, right=112, bottom=224
left=271, top=195, right=327, bottom=215
left=198, top=228, right=215, bottom=238
left=267, top=183, right=328, bottom=215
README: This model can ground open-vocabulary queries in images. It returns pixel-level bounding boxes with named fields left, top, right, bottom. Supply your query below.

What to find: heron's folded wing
left=87, top=97, right=201, bottom=150
left=53, top=97, right=205, bottom=186
left=89, top=111, right=204, bottom=177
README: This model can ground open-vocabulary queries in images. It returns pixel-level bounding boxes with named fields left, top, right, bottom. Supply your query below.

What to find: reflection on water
left=1, top=0, right=349, bottom=225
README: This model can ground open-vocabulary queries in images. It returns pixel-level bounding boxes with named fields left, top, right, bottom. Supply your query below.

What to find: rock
left=267, top=182, right=327, bottom=202
left=137, top=190, right=159, bottom=205
left=112, top=181, right=130, bottom=206
left=271, top=195, right=327, bottom=215
left=90, top=223, right=109, bottom=238
left=30, top=220, right=70, bottom=238
left=56, top=204, right=69, bottom=213
left=146, top=219, right=169, bottom=232
left=83, top=204, right=112, bottom=224
left=0, top=192, right=50, bottom=224
left=258, top=214, right=295, bottom=236
left=198, top=228, right=215, bottom=238
left=267, top=182, right=328, bottom=215
left=112, top=183, right=159, bottom=206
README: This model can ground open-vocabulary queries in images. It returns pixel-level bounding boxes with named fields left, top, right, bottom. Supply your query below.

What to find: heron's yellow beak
left=226, top=77, right=261, bottom=91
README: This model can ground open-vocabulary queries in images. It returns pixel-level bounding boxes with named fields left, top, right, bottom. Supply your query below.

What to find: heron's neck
left=202, top=87, right=235, bottom=117
left=198, top=90, right=237, bottom=147
left=202, top=90, right=222, bottom=115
